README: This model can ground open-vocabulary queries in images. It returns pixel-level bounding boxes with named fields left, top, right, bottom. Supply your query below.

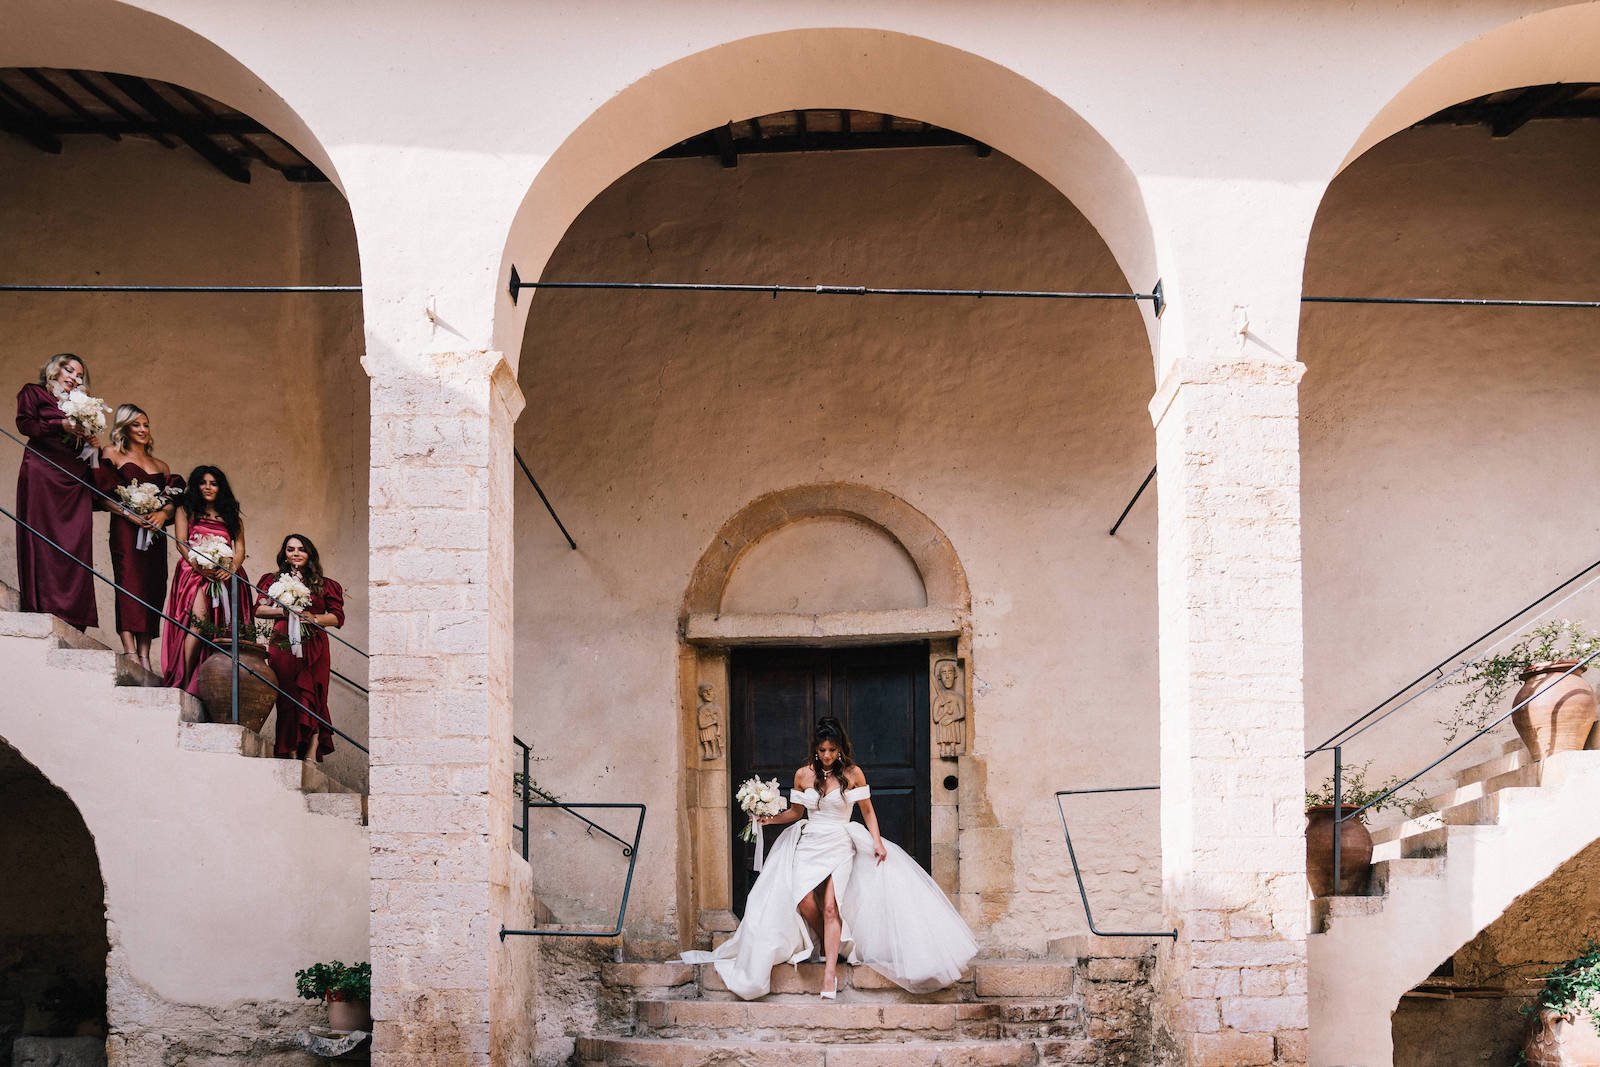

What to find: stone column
left=366, top=350, right=533, bottom=1066
left=1150, top=354, right=1309, bottom=1067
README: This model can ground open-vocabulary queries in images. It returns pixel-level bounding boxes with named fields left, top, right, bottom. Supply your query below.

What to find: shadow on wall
left=0, top=737, right=107, bottom=1062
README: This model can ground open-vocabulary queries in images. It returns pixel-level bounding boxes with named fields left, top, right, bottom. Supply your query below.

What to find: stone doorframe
left=675, top=484, right=978, bottom=945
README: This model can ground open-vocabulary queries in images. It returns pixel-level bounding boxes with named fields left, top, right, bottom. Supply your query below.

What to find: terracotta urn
left=1305, top=805, right=1373, bottom=897
left=194, top=643, right=279, bottom=733
left=326, top=995, right=372, bottom=1034
left=1512, top=661, right=1598, bottom=760
left=1523, top=1006, right=1600, bottom=1067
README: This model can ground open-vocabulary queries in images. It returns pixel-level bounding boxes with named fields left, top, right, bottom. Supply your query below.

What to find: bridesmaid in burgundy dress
left=161, top=466, right=251, bottom=694
left=255, top=534, right=344, bottom=761
left=101, top=404, right=184, bottom=674
left=14, top=353, right=103, bottom=630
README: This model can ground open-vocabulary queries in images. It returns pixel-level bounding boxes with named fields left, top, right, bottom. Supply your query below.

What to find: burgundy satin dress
left=257, top=573, right=345, bottom=761
left=160, top=514, right=252, bottom=694
left=14, top=383, right=97, bottom=629
left=107, top=464, right=185, bottom=637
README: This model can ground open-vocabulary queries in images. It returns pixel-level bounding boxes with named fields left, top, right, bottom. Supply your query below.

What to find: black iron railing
left=503, top=735, right=644, bottom=939
left=1054, top=785, right=1176, bottom=940
left=2, top=424, right=368, bottom=753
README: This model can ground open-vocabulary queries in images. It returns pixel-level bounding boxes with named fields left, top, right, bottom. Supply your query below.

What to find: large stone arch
left=674, top=484, right=983, bottom=942
left=493, top=26, right=1161, bottom=367
left=1337, top=2, right=1600, bottom=175
left=4, top=0, right=344, bottom=191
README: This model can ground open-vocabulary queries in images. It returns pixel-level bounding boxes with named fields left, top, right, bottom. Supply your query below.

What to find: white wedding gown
left=680, top=785, right=978, bottom=1000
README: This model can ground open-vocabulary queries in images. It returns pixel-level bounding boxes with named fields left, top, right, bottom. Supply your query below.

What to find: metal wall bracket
left=1151, top=278, right=1165, bottom=318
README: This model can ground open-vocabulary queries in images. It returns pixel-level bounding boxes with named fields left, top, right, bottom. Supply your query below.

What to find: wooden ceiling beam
left=64, top=70, right=178, bottom=148
left=21, top=68, right=118, bottom=141
left=0, top=83, right=61, bottom=153
left=105, top=72, right=250, bottom=182
left=712, top=122, right=737, bottom=169
left=1491, top=83, right=1586, bottom=137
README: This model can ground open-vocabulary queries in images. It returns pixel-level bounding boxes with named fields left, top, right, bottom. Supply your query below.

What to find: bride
left=682, top=717, right=978, bottom=999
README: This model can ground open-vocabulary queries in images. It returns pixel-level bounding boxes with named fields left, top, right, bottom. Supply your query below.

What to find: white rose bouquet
left=54, top=388, right=109, bottom=467
left=735, top=775, right=788, bottom=873
left=188, top=532, right=237, bottom=624
left=267, top=572, right=314, bottom=657
left=116, top=481, right=177, bottom=550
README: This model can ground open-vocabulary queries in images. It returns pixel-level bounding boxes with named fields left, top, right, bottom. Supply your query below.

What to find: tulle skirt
left=681, top=819, right=977, bottom=999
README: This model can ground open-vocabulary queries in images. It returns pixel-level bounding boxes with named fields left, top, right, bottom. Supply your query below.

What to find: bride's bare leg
left=820, top=878, right=841, bottom=992
left=797, top=888, right=824, bottom=946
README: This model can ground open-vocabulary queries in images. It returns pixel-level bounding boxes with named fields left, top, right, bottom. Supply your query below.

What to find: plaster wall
left=720, top=515, right=928, bottom=615
left=0, top=630, right=369, bottom=1057
left=0, top=135, right=370, bottom=790
left=513, top=146, right=1162, bottom=950
left=1301, top=119, right=1600, bottom=799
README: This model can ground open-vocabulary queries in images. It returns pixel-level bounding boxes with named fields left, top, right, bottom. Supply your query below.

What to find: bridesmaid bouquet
left=266, top=572, right=313, bottom=657
left=55, top=388, right=109, bottom=467
left=116, top=481, right=177, bottom=550
left=188, top=533, right=236, bottom=624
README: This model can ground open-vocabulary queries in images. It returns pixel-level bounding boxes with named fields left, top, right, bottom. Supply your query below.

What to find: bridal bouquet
left=736, top=776, right=787, bottom=843
left=116, top=481, right=178, bottom=550
left=55, top=388, right=109, bottom=467
left=266, top=572, right=313, bottom=657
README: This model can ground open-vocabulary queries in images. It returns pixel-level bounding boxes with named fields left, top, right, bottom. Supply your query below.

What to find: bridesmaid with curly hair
left=161, top=466, right=250, bottom=694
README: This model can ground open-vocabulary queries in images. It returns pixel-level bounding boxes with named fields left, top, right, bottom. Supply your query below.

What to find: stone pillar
left=366, top=350, right=533, bottom=1066
left=1150, top=354, right=1309, bottom=1067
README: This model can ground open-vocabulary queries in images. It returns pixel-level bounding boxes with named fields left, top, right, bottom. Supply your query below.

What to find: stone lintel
left=684, top=608, right=963, bottom=645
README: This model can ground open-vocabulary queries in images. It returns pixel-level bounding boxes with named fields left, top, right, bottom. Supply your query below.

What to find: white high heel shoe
left=820, top=977, right=838, bottom=1000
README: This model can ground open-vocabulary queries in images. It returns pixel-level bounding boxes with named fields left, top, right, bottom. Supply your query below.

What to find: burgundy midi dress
left=106, top=464, right=185, bottom=637
left=14, top=383, right=98, bottom=629
left=257, top=573, right=345, bottom=761
left=160, top=514, right=252, bottom=694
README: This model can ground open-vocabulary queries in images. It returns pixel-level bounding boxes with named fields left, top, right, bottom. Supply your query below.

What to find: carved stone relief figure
left=697, top=683, right=724, bottom=760
left=932, top=658, right=966, bottom=759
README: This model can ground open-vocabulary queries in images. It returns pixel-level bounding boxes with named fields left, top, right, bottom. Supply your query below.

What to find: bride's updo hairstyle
left=811, top=716, right=857, bottom=785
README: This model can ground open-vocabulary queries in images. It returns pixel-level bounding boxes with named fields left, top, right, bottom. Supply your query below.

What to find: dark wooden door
left=728, top=644, right=930, bottom=916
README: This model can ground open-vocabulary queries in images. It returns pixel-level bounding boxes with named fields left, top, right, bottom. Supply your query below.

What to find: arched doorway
left=0, top=737, right=107, bottom=1065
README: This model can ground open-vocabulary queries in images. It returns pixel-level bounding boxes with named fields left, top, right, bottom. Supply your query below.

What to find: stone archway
left=0, top=737, right=107, bottom=1066
left=675, top=483, right=989, bottom=942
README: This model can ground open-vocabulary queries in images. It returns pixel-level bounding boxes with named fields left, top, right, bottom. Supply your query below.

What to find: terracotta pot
left=1523, top=1006, right=1600, bottom=1066
left=1513, top=662, right=1598, bottom=760
left=1305, top=805, right=1373, bottom=897
left=326, top=995, right=371, bottom=1034
left=193, top=643, right=278, bottom=733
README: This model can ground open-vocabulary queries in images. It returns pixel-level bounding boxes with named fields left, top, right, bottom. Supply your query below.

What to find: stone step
left=1454, top=744, right=1530, bottom=789
left=635, top=998, right=982, bottom=1039
left=0, top=583, right=18, bottom=611
left=971, top=961, right=1075, bottom=999
left=43, top=646, right=150, bottom=685
left=305, top=792, right=366, bottom=824
left=696, top=961, right=968, bottom=1002
left=178, top=721, right=274, bottom=758
left=1369, top=856, right=1445, bottom=895
left=1370, top=764, right=1543, bottom=845
left=576, top=1035, right=1041, bottom=1066
left=1310, top=894, right=1384, bottom=934
left=0, top=610, right=109, bottom=651
left=114, top=685, right=206, bottom=722
left=602, top=961, right=696, bottom=990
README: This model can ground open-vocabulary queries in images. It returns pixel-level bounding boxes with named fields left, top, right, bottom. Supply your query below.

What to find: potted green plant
left=295, top=960, right=371, bottom=1033
left=190, top=619, right=282, bottom=731
left=1520, top=940, right=1600, bottom=1066
left=1304, top=761, right=1423, bottom=897
left=1446, top=619, right=1600, bottom=759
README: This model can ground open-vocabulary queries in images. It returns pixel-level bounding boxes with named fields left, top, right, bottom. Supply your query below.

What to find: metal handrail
left=1054, top=786, right=1176, bottom=939
left=0, top=420, right=371, bottom=661
left=1308, top=554, right=1600, bottom=756
left=2, top=497, right=367, bottom=753
left=1315, top=649, right=1600, bottom=892
left=512, top=735, right=634, bottom=857
left=512, top=447, right=576, bottom=551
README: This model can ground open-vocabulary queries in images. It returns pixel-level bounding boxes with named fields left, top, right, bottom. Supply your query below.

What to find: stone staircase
left=1308, top=740, right=1600, bottom=1066
left=0, top=590, right=365, bottom=823
left=571, top=937, right=1156, bottom=1066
